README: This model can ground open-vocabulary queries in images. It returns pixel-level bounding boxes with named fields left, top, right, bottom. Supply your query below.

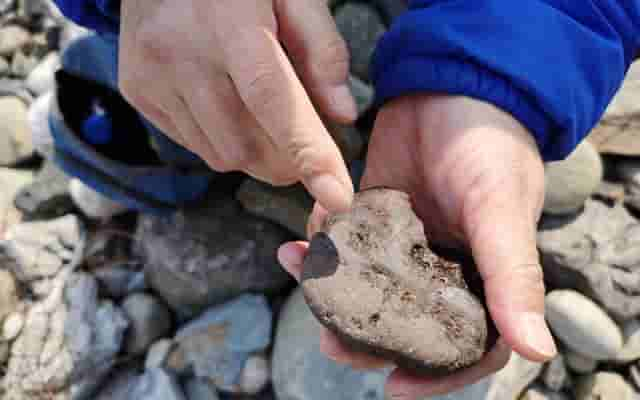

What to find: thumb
left=463, top=178, right=557, bottom=363
left=277, top=0, right=357, bottom=123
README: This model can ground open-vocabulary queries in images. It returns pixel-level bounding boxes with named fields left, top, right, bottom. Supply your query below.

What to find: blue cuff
left=372, top=0, right=639, bottom=161
left=53, top=0, right=120, bottom=35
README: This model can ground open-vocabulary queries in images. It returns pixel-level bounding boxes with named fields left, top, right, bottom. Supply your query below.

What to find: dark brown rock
left=301, top=188, right=489, bottom=375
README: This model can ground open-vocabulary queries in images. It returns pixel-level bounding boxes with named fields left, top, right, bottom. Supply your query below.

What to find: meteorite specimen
left=301, top=188, right=491, bottom=375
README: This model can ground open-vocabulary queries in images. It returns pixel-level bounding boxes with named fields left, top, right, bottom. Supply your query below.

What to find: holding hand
left=119, top=0, right=356, bottom=211
left=279, top=95, right=557, bottom=399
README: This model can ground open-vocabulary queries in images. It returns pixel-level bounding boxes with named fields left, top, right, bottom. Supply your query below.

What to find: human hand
left=278, top=95, right=557, bottom=398
left=119, top=0, right=356, bottom=211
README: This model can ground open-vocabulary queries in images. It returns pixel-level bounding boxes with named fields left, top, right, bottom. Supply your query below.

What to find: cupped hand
left=119, top=0, right=355, bottom=211
left=278, top=95, right=557, bottom=399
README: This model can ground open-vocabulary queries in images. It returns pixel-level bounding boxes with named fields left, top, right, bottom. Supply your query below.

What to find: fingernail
left=521, top=312, right=557, bottom=359
left=277, top=244, right=303, bottom=268
left=306, top=173, right=353, bottom=212
left=330, top=84, right=358, bottom=121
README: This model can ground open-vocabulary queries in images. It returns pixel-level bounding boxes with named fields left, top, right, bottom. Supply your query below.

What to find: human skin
left=118, top=0, right=556, bottom=397
left=279, top=95, right=557, bottom=399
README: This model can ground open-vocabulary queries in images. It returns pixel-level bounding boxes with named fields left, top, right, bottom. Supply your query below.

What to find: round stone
left=546, top=290, right=623, bottom=360
left=544, top=141, right=603, bottom=215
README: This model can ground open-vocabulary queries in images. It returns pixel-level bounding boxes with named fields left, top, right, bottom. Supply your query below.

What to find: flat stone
left=541, top=353, right=570, bottom=391
left=184, top=378, right=220, bottom=400
left=236, top=179, right=313, bottom=239
left=144, top=338, right=174, bottom=370
left=167, top=294, right=272, bottom=392
left=13, top=159, right=73, bottom=220
left=0, top=95, right=33, bottom=166
left=135, top=194, right=292, bottom=319
left=273, top=287, right=491, bottom=400
left=615, top=319, right=640, bottom=364
left=0, top=25, right=30, bottom=56
left=302, top=188, right=490, bottom=375
left=486, top=352, right=544, bottom=400
left=588, top=61, right=640, bottom=156
left=565, top=350, right=598, bottom=374
left=538, top=199, right=640, bottom=321
left=94, top=262, right=147, bottom=299
left=334, top=3, right=386, bottom=81
left=131, top=368, right=186, bottom=400
left=121, top=293, right=173, bottom=356
left=546, top=290, right=623, bottom=360
left=576, top=372, right=635, bottom=400
left=544, top=140, right=603, bottom=215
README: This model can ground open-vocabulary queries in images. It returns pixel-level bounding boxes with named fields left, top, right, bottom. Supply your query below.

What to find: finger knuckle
left=241, top=67, right=282, bottom=116
left=286, top=137, right=324, bottom=177
left=314, top=38, right=350, bottom=79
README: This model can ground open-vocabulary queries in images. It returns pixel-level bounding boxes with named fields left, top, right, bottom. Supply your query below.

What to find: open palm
left=279, top=94, right=556, bottom=399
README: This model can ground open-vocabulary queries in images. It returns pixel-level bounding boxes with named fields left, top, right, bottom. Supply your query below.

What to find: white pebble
left=2, top=311, right=24, bottom=341
left=69, top=178, right=128, bottom=219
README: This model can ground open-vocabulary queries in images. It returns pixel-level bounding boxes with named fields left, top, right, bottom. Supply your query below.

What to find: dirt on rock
left=301, top=188, right=492, bottom=376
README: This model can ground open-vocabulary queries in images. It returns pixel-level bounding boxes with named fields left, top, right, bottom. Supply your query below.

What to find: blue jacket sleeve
left=53, top=0, right=120, bottom=35
left=372, top=0, right=640, bottom=161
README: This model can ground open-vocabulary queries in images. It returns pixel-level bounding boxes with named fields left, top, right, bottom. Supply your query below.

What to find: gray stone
left=135, top=195, right=291, bottom=318
left=144, top=338, right=174, bottom=370
left=94, top=263, right=147, bottom=299
left=588, top=61, right=640, bottom=156
left=0, top=78, right=33, bottom=104
left=334, top=3, right=386, bottom=81
left=544, top=141, right=603, bottom=215
left=0, top=269, right=18, bottom=323
left=122, top=293, right=172, bottom=356
left=273, top=287, right=387, bottom=400
left=328, top=122, right=365, bottom=163
left=615, top=159, right=640, bottom=213
left=576, top=372, right=635, bottom=400
left=348, top=75, right=373, bottom=117
left=2, top=272, right=129, bottom=399
left=14, top=159, right=72, bottom=220
left=236, top=179, right=313, bottom=238
left=546, top=290, right=623, bottom=360
left=541, top=354, right=570, bottom=391
left=0, top=167, right=33, bottom=235
left=486, top=352, right=544, bottom=400
left=615, top=319, right=640, bottom=364
left=131, top=368, right=186, bottom=400
left=0, top=25, right=30, bottom=56
left=521, top=386, right=570, bottom=400
left=10, top=49, right=39, bottom=78
left=0, top=215, right=84, bottom=289
left=237, top=353, right=270, bottom=395
left=0, top=95, right=33, bottom=166
left=25, top=51, right=59, bottom=95
left=184, top=378, right=220, bottom=400
left=372, top=0, right=408, bottom=24
left=538, top=199, right=640, bottom=321
left=0, top=56, right=9, bottom=76
left=167, top=294, right=272, bottom=393
left=94, top=366, right=142, bottom=400
left=0, top=340, right=9, bottom=363
left=0, top=0, right=15, bottom=14
left=565, top=350, right=598, bottom=375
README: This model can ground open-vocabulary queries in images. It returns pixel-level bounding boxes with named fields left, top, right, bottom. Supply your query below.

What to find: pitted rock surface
left=538, top=199, right=640, bottom=320
left=301, top=188, right=489, bottom=375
